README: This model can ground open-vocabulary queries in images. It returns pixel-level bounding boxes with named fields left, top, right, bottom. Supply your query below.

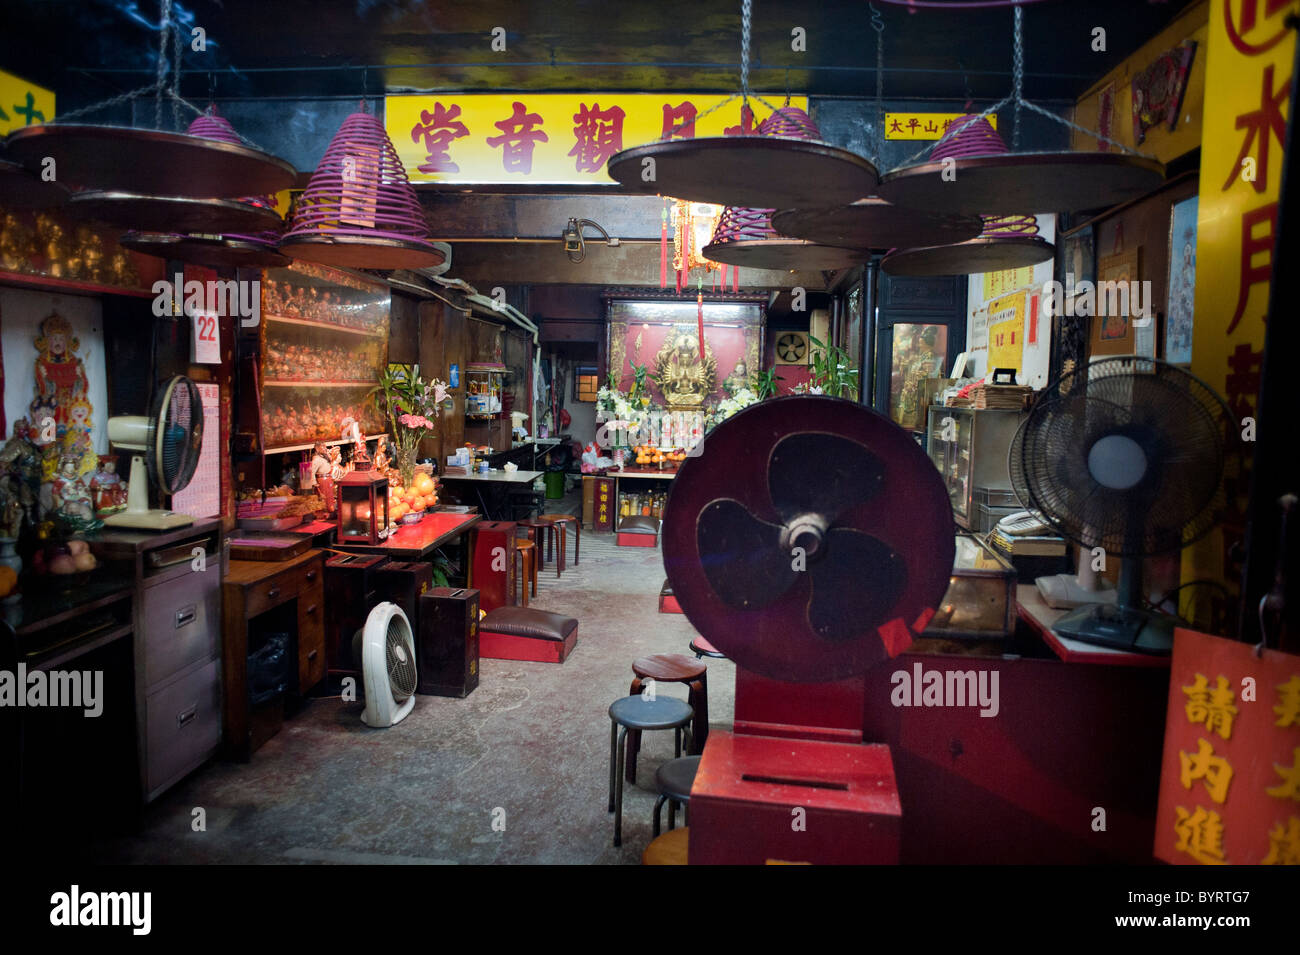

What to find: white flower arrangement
left=706, top=387, right=760, bottom=430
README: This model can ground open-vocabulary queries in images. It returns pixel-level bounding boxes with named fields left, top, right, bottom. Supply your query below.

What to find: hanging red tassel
left=660, top=202, right=668, bottom=289
left=732, top=265, right=739, bottom=293
left=697, top=279, right=705, bottom=358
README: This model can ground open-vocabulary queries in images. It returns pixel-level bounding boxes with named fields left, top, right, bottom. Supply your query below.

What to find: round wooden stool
left=518, top=518, right=559, bottom=571
left=608, top=695, right=693, bottom=847
left=642, top=826, right=689, bottom=865
left=513, top=539, right=537, bottom=606
left=536, top=513, right=579, bottom=573
left=627, top=653, right=708, bottom=782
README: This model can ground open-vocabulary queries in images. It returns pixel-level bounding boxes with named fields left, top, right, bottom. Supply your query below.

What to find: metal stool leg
left=608, top=719, right=618, bottom=812
left=614, top=726, right=628, bottom=847
left=625, top=677, right=643, bottom=784
left=668, top=799, right=677, bottom=832
left=653, top=794, right=667, bottom=837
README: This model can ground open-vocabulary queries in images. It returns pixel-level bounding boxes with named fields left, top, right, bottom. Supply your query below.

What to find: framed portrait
left=1091, top=248, right=1141, bottom=356
left=1059, top=223, right=1095, bottom=298
left=1165, top=196, right=1198, bottom=364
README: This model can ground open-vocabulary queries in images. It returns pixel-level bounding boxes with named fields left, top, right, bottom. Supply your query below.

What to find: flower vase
left=397, top=445, right=419, bottom=493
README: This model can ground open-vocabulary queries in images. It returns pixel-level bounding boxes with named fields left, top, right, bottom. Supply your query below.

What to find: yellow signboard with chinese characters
left=0, top=69, right=55, bottom=135
left=982, top=264, right=1034, bottom=301
left=1183, top=0, right=1295, bottom=619
left=885, top=112, right=998, bottom=141
left=986, top=290, right=1026, bottom=376
left=386, top=93, right=808, bottom=185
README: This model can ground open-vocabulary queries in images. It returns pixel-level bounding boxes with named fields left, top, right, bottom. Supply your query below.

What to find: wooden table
left=333, top=511, right=480, bottom=559
left=1016, top=583, right=1169, bottom=668
left=222, top=549, right=326, bottom=759
left=439, top=468, right=543, bottom=520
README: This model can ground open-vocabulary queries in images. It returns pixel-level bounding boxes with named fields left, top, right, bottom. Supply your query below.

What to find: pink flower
left=399, top=413, right=434, bottom=430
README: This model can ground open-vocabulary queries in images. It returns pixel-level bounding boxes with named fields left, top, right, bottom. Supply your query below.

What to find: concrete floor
left=91, top=489, right=732, bottom=864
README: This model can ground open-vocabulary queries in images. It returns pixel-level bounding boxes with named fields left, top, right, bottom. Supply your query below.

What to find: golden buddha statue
left=653, top=326, right=717, bottom=410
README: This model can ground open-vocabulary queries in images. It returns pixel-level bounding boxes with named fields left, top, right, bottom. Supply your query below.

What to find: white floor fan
left=355, top=602, right=418, bottom=727
left=104, top=375, right=203, bottom=530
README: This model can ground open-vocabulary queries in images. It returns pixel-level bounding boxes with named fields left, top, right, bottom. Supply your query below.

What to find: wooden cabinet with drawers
left=222, top=550, right=326, bottom=760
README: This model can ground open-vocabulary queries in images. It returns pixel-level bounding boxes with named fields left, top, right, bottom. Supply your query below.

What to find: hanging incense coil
left=882, top=213, right=1054, bottom=276
left=703, top=107, right=871, bottom=270
left=185, top=108, right=285, bottom=251
left=4, top=124, right=296, bottom=198
left=607, top=100, right=877, bottom=209
left=879, top=108, right=1163, bottom=215
left=280, top=109, right=443, bottom=269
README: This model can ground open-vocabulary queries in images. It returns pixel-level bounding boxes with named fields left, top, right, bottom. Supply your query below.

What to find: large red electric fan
left=662, top=395, right=955, bottom=682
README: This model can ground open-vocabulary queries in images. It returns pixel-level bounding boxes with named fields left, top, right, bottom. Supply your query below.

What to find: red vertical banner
left=1154, top=628, right=1300, bottom=865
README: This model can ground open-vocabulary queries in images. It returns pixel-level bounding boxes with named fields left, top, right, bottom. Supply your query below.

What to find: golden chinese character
left=1183, top=673, right=1238, bottom=739
left=1261, top=817, right=1300, bottom=865
left=1179, top=738, right=1235, bottom=804
left=1274, top=675, right=1300, bottom=728
left=1266, top=747, right=1300, bottom=802
left=1173, top=806, right=1227, bottom=865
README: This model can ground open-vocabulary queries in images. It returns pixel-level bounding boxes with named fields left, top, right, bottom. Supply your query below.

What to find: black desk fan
left=1012, top=357, right=1232, bottom=653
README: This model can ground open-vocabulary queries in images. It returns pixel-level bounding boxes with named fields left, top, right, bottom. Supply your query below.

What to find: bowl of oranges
left=631, top=445, right=688, bottom=470
left=387, top=471, right=439, bottom=525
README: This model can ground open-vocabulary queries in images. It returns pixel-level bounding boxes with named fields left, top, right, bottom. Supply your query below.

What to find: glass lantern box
left=337, top=469, right=390, bottom=544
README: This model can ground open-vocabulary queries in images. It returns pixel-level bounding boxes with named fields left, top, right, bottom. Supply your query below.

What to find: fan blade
left=697, top=498, right=797, bottom=610
left=805, top=527, right=906, bottom=641
left=768, top=432, right=885, bottom=522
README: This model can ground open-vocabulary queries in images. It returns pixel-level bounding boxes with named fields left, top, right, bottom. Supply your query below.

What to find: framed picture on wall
left=1165, top=196, right=1198, bottom=364
left=1091, top=248, right=1141, bottom=356
left=1060, top=223, right=1095, bottom=298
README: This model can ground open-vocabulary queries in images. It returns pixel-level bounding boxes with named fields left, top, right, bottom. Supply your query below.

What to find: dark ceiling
left=6, top=0, right=1196, bottom=111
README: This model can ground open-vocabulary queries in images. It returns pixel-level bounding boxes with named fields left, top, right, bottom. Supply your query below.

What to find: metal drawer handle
left=307, top=649, right=318, bottom=662
left=177, top=705, right=198, bottom=729
left=305, top=603, right=318, bottom=614
left=267, top=586, right=281, bottom=599
left=175, top=606, right=196, bottom=628
left=305, top=570, right=318, bottom=582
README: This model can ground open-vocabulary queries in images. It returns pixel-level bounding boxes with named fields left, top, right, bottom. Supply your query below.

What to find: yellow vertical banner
left=986, top=291, right=1027, bottom=376
left=1187, top=0, right=1296, bottom=624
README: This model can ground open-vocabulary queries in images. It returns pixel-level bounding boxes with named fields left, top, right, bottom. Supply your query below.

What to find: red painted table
left=331, top=512, right=478, bottom=558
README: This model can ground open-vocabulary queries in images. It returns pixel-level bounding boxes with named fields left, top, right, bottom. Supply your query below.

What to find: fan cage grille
left=386, top=616, right=418, bottom=701
left=1014, top=357, right=1230, bottom=557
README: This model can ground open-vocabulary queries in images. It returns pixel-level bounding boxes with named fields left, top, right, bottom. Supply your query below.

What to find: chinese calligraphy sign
left=1155, top=628, right=1300, bottom=864
left=387, top=93, right=809, bottom=184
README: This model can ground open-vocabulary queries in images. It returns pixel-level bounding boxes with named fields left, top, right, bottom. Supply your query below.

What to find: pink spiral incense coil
left=980, top=214, right=1039, bottom=237
left=710, top=205, right=777, bottom=244
left=711, top=106, right=821, bottom=248
left=282, top=110, right=433, bottom=246
left=929, top=113, right=1008, bottom=161
left=758, top=105, right=821, bottom=141
left=186, top=108, right=281, bottom=243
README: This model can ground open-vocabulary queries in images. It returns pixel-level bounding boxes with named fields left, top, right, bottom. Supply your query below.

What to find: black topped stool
left=653, top=755, right=700, bottom=837
left=607, top=695, right=693, bottom=848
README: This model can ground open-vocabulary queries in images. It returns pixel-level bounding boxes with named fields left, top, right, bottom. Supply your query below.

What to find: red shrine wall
left=606, top=299, right=763, bottom=407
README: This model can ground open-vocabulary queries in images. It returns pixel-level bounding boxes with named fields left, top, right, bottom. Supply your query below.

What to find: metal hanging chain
left=871, top=2, right=885, bottom=162
left=663, top=0, right=785, bottom=139
left=52, top=0, right=206, bottom=131
left=902, top=3, right=1149, bottom=165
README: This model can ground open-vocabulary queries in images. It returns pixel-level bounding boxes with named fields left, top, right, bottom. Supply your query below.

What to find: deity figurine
left=51, top=454, right=101, bottom=532
left=653, top=328, right=717, bottom=410
left=90, top=455, right=127, bottom=518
